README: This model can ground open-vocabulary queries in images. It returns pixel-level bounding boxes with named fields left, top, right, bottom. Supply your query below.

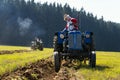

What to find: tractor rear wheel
left=89, top=51, right=96, bottom=68
left=38, top=44, right=43, bottom=51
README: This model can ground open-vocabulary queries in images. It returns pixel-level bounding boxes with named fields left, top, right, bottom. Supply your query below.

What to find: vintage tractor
left=53, top=31, right=96, bottom=72
left=31, top=39, right=43, bottom=51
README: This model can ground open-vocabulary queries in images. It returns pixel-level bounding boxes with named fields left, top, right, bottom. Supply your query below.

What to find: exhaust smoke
left=17, top=17, right=32, bottom=36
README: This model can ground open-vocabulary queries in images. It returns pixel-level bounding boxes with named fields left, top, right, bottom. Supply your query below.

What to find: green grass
left=75, top=51, right=120, bottom=80
left=0, top=47, right=53, bottom=76
left=0, top=45, right=120, bottom=80
left=0, top=45, right=30, bottom=50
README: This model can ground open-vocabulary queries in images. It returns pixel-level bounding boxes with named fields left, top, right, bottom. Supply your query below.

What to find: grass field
left=0, top=46, right=120, bottom=80
left=0, top=46, right=53, bottom=76
left=75, top=51, right=120, bottom=80
left=0, top=45, right=30, bottom=50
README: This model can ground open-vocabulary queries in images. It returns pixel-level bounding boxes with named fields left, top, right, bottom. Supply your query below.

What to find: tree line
left=0, top=0, right=120, bottom=51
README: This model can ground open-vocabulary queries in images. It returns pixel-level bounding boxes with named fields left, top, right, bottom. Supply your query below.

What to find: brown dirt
left=0, top=50, right=32, bottom=55
left=0, top=57, right=83, bottom=80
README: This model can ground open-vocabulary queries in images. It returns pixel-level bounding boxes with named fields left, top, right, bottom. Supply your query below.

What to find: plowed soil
left=0, top=57, right=83, bottom=80
left=0, top=50, right=32, bottom=55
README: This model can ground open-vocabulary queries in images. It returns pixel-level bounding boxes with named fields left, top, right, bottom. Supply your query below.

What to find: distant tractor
left=31, top=38, right=43, bottom=51
left=53, top=31, right=96, bottom=72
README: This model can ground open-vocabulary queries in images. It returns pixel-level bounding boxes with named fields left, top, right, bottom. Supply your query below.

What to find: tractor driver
left=62, top=14, right=78, bottom=33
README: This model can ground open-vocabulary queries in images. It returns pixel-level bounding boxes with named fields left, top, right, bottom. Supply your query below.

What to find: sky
left=33, top=0, right=120, bottom=23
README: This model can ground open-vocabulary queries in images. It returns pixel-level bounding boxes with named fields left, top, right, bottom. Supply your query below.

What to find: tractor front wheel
left=54, top=51, right=61, bottom=72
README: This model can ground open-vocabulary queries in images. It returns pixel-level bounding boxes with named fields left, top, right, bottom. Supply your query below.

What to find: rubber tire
left=54, top=52, right=61, bottom=72
left=89, top=52, right=96, bottom=68
left=39, top=45, right=43, bottom=51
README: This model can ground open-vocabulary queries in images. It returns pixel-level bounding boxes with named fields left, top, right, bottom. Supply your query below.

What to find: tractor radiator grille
left=68, top=31, right=82, bottom=49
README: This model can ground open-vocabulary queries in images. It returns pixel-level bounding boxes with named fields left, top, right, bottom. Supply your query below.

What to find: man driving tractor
left=53, top=13, right=96, bottom=72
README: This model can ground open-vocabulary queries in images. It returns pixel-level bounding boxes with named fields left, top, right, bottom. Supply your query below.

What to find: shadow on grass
left=74, top=64, right=111, bottom=71
left=95, top=65, right=111, bottom=71
left=63, top=62, right=111, bottom=71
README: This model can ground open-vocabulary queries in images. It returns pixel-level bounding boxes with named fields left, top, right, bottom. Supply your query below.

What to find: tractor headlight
left=92, top=51, right=96, bottom=54
left=86, top=34, right=90, bottom=38
left=60, top=34, right=64, bottom=39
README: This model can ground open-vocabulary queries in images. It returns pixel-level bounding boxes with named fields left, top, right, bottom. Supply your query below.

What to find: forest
left=0, top=0, right=120, bottom=51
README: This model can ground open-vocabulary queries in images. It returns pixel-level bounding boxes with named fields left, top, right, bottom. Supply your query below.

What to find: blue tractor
left=53, top=31, right=96, bottom=72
